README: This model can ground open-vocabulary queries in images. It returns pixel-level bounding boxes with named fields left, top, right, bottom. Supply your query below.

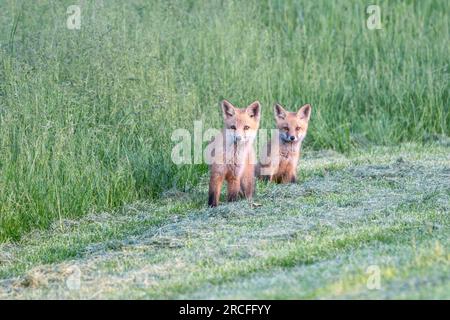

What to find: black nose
left=289, top=136, right=296, bottom=141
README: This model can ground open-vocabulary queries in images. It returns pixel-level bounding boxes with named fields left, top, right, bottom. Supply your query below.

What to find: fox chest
left=226, top=163, right=246, bottom=178
left=277, top=157, right=296, bottom=173
left=224, top=147, right=252, bottom=178
left=277, top=150, right=299, bottom=172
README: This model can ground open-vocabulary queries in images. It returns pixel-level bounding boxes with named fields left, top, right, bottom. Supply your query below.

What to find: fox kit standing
left=257, top=103, right=311, bottom=183
left=207, top=100, right=261, bottom=207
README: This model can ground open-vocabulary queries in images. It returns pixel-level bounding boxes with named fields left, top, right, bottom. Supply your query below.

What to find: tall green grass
left=0, top=0, right=448, bottom=241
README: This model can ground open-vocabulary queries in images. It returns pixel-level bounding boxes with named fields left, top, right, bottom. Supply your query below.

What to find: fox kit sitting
left=207, top=100, right=261, bottom=207
left=257, top=103, right=311, bottom=183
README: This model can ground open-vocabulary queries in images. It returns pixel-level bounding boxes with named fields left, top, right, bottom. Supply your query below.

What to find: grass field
left=0, top=0, right=449, bottom=242
left=0, top=144, right=448, bottom=299
left=0, top=0, right=449, bottom=300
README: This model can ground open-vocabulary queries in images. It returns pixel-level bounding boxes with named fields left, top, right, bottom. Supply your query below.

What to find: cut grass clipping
left=0, top=145, right=448, bottom=299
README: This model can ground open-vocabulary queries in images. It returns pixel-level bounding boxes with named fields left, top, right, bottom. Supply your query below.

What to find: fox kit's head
left=274, top=103, right=312, bottom=144
left=221, top=100, right=261, bottom=145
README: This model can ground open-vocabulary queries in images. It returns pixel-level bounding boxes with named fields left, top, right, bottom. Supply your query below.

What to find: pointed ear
left=246, top=101, right=261, bottom=119
left=274, top=103, right=287, bottom=120
left=298, top=104, right=312, bottom=121
left=221, top=100, right=236, bottom=119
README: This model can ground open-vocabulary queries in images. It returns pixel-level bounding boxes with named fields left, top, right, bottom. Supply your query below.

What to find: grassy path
left=0, top=144, right=449, bottom=299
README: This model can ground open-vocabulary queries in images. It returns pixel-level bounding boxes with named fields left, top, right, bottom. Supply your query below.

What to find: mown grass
left=0, top=145, right=448, bottom=299
left=0, top=0, right=449, bottom=241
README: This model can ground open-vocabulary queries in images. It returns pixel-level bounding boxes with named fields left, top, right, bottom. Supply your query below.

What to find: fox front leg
left=240, top=164, right=255, bottom=199
left=281, top=172, right=297, bottom=184
left=227, top=177, right=241, bottom=202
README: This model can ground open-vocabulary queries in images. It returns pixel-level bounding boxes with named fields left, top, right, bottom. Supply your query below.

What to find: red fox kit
left=207, top=100, right=261, bottom=207
left=257, top=103, right=311, bottom=183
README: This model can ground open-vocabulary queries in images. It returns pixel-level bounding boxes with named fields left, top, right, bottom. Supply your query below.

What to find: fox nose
left=289, top=136, right=296, bottom=141
left=234, top=135, right=242, bottom=142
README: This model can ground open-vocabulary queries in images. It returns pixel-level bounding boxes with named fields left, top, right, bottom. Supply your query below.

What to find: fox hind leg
left=227, top=176, right=241, bottom=202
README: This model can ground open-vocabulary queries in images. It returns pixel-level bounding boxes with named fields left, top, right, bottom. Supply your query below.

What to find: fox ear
left=298, top=104, right=311, bottom=121
left=221, top=100, right=236, bottom=119
left=246, top=101, right=261, bottom=119
left=274, top=103, right=287, bottom=120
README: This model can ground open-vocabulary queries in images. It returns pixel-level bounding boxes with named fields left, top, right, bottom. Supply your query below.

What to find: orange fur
left=257, top=103, right=311, bottom=183
left=207, top=100, right=261, bottom=207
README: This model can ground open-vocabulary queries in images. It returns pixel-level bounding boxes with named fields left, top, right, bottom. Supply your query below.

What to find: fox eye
left=296, top=127, right=301, bottom=131
left=244, top=125, right=250, bottom=130
left=283, top=127, right=289, bottom=131
left=230, top=125, right=236, bottom=130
